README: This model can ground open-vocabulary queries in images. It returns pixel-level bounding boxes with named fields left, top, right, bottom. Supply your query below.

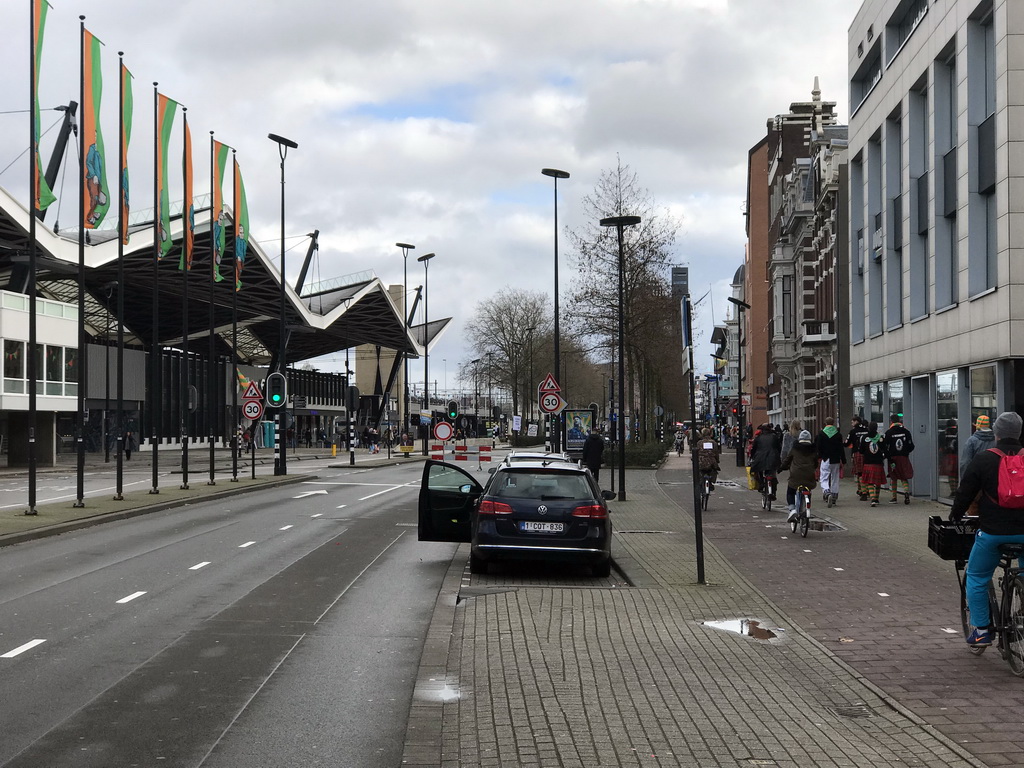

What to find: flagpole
left=115, top=52, right=125, bottom=500
left=231, top=150, right=239, bottom=482
left=150, top=82, right=159, bottom=494
left=208, top=132, right=217, bottom=486
left=180, top=107, right=190, bottom=489
left=74, top=16, right=86, bottom=508
left=26, top=0, right=40, bottom=515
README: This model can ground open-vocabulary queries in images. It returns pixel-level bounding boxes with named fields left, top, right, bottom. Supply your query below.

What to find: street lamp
left=417, top=252, right=435, bottom=454
left=396, top=242, right=415, bottom=436
left=471, top=358, right=481, bottom=432
left=269, top=132, right=297, bottom=476
left=727, top=296, right=751, bottom=467
left=525, top=326, right=535, bottom=420
left=542, top=167, right=569, bottom=451
left=600, top=214, right=641, bottom=502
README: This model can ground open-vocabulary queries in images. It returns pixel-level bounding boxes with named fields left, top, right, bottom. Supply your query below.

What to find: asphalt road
left=0, top=460, right=447, bottom=767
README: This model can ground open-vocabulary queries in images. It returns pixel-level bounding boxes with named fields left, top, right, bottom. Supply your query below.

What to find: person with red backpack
left=951, top=411, right=1024, bottom=647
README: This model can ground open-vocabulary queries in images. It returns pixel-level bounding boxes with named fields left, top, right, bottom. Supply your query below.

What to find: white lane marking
left=280, top=525, right=294, bottom=531
left=0, top=479, right=151, bottom=510
left=314, top=532, right=405, bottom=624
left=116, top=591, right=146, bottom=604
left=189, top=562, right=211, bottom=571
left=336, top=504, right=347, bottom=510
left=941, top=628, right=958, bottom=634
left=2, top=639, right=46, bottom=658
left=239, top=541, right=256, bottom=548
left=358, top=485, right=408, bottom=501
left=293, top=490, right=328, bottom=499
left=834, top=568, right=845, bottom=572
left=311, top=513, right=323, bottom=518
left=803, top=549, right=812, bottom=553
left=878, top=592, right=890, bottom=597
left=312, top=482, right=400, bottom=487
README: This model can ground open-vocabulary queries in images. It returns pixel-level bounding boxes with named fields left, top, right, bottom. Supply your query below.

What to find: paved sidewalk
left=401, top=453, right=982, bottom=767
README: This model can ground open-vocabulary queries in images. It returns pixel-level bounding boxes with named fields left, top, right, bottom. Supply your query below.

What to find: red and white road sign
left=539, top=391, right=568, bottom=414
left=538, top=373, right=561, bottom=393
left=432, top=421, right=454, bottom=442
left=243, top=399, right=265, bottom=421
left=241, top=382, right=263, bottom=401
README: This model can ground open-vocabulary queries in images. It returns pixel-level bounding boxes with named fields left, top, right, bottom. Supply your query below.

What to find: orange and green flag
left=32, top=0, right=56, bottom=212
left=156, top=93, right=176, bottom=258
left=180, top=115, right=194, bottom=270
left=232, top=156, right=249, bottom=291
left=82, top=28, right=109, bottom=229
left=119, top=62, right=133, bottom=245
left=211, top=139, right=230, bottom=282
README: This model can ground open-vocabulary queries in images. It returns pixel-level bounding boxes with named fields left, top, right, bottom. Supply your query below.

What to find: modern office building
left=848, top=0, right=1020, bottom=501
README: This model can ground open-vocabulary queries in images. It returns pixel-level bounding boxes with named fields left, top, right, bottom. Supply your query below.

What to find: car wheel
left=469, top=553, right=488, bottom=575
left=592, top=560, right=612, bottom=578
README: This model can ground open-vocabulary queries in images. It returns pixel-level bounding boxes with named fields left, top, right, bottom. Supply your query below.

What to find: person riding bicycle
left=950, top=411, right=1024, bottom=647
left=748, top=423, right=781, bottom=500
left=692, top=427, right=721, bottom=490
left=674, top=429, right=685, bottom=455
left=779, top=429, right=818, bottom=522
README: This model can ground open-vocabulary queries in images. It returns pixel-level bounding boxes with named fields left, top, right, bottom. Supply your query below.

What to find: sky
left=1, top=0, right=853, bottom=398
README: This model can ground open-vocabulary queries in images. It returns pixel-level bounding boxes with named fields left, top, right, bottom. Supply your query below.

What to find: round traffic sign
left=540, top=392, right=562, bottom=414
left=433, top=420, right=454, bottom=441
left=243, top=399, right=264, bottom=421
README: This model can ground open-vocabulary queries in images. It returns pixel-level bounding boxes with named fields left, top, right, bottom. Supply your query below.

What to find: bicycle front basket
left=927, top=515, right=976, bottom=561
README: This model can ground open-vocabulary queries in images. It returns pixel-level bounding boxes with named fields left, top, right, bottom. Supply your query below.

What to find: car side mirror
left=602, top=490, right=615, bottom=501
left=459, top=483, right=476, bottom=494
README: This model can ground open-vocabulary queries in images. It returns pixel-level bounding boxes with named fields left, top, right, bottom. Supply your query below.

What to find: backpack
left=986, top=448, right=1024, bottom=508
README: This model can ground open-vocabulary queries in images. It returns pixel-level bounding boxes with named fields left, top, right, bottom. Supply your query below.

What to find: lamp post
left=396, top=243, right=415, bottom=437
left=541, top=168, right=569, bottom=451
left=525, top=326, right=535, bottom=420
left=269, top=132, right=297, bottom=476
left=471, top=358, right=481, bottom=434
left=600, top=214, right=641, bottom=502
left=417, top=252, right=435, bottom=454
left=711, top=354, right=728, bottom=430
left=727, top=296, right=751, bottom=467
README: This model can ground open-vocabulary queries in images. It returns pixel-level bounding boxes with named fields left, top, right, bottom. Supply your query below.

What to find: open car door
left=418, top=460, right=481, bottom=542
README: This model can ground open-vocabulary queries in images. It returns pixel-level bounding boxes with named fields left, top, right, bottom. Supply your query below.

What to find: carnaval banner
left=211, top=139, right=229, bottom=282
left=156, top=94, right=176, bottom=257
left=82, top=28, right=108, bottom=229
left=181, top=116, right=194, bottom=270
left=120, top=62, right=133, bottom=244
left=32, top=0, right=55, bottom=211
left=233, top=156, right=249, bottom=290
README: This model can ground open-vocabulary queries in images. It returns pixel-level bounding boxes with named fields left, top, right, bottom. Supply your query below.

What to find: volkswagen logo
left=537, top=505, right=548, bottom=515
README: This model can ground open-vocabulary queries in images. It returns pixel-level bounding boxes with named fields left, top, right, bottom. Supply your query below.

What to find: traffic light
left=447, top=399, right=459, bottom=419
left=732, top=407, right=738, bottom=416
left=266, top=372, right=287, bottom=408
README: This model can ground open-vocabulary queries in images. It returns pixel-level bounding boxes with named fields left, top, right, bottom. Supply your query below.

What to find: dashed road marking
left=116, top=591, right=146, bottom=604
left=280, top=525, right=293, bottom=531
left=189, top=562, right=211, bottom=571
left=311, top=513, right=323, bottom=518
left=2, top=639, right=46, bottom=658
left=878, top=592, right=890, bottom=597
left=834, top=568, right=845, bottom=572
left=239, top=541, right=256, bottom=548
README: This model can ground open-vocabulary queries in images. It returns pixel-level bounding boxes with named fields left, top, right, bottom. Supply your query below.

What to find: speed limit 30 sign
left=243, top=399, right=265, bottom=421
left=539, top=391, right=568, bottom=414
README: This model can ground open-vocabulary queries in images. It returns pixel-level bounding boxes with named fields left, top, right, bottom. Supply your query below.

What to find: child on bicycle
left=779, top=430, right=818, bottom=522
left=692, top=427, right=721, bottom=490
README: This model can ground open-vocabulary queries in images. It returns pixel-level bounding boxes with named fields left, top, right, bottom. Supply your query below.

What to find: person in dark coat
left=951, top=411, right=1024, bottom=647
left=748, top=423, right=782, bottom=499
left=779, top=430, right=818, bottom=521
left=858, top=422, right=887, bottom=506
left=814, top=417, right=846, bottom=504
left=883, top=413, right=915, bottom=504
left=581, top=430, right=605, bottom=484
left=846, top=416, right=870, bottom=500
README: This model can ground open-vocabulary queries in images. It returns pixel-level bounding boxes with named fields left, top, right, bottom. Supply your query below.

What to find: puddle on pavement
left=702, top=618, right=784, bottom=641
left=416, top=677, right=461, bottom=703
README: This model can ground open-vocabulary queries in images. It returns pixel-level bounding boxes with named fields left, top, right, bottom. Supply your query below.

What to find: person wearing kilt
left=859, top=422, right=887, bottom=506
left=846, top=416, right=870, bottom=500
left=884, top=413, right=916, bottom=504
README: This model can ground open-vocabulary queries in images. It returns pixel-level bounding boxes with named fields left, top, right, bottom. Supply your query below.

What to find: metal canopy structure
left=0, top=185, right=449, bottom=365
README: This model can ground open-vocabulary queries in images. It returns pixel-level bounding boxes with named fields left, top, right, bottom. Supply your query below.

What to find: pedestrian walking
left=780, top=430, right=818, bottom=522
left=781, top=419, right=802, bottom=463
left=950, top=411, right=1024, bottom=647
left=858, top=422, right=887, bottom=506
left=846, top=416, right=870, bottom=500
left=581, top=429, right=605, bottom=484
left=815, top=416, right=846, bottom=504
left=124, top=430, right=134, bottom=460
left=883, top=413, right=915, bottom=504
left=960, top=414, right=995, bottom=478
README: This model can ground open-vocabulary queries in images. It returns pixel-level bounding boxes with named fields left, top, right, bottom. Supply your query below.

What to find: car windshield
left=490, top=471, right=592, bottom=501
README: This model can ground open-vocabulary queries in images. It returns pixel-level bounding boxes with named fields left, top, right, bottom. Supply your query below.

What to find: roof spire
left=812, top=76, right=821, bottom=102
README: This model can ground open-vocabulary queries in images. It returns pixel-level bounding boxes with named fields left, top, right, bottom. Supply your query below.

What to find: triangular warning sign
left=538, top=373, right=560, bottom=393
left=242, top=381, right=263, bottom=400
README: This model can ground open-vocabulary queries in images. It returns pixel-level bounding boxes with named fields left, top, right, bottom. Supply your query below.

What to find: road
left=0, top=460, right=446, bottom=767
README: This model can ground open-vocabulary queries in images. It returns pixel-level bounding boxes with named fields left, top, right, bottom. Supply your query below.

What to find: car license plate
left=520, top=521, right=564, bottom=533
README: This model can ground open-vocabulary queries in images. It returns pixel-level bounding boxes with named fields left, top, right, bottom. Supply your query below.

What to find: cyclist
left=692, top=427, right=721, bottom=490
left=950, top=411, right=1024, bottom=647
left=748, top=423, right=781, bottom=500
left=779, top=429, right=818, bottom=522
left=674, top=428, right=685, bottom=456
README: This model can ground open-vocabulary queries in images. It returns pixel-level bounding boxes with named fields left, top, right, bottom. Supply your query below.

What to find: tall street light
left=542, top=168, right=569, bottom=451
left=600, top=214, right=641, bottom=502
left=396, top=243, right=415, bottom=437
left=269, top=132, right=297, bottom=476
left=525, top=326, right=535, bottom=420
left=471, top=358, right=481, bottom=433
left=417, top=252, right=435, bottom=454
left=727, top=296, right=751, bottom=467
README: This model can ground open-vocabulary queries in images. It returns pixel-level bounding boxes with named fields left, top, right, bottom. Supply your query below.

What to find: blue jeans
left=966, top=530, right=1024, bottom=628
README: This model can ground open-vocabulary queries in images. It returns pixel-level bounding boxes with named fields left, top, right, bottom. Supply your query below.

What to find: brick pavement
left=401, top=455, right=983, bottom=767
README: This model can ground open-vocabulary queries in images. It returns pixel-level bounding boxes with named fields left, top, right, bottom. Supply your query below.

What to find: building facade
left=848, top=0, right=1024, bottom=501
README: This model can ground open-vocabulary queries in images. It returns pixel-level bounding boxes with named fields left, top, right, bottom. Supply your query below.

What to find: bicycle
left=928, top=516, right=1024, bottom=675
left=790, top=484, right=811, bottom=537
left=700, top=470, right=713, bottom=511
left=760, top=471, right=776, bottom=512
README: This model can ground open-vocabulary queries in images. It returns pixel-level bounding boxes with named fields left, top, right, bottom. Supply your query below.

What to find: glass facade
left=888, top=379, right=904, bottom=422
left=969, top=365, right=996, bottom=427
left=869, top=383, right=884, bottom=428
left=937, top=370, right=959, bottom=501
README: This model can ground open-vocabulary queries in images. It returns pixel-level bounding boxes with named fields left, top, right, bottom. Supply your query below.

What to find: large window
left=3, top=340, right=24, bottom=394
left=888, top=379, right=905, bottom=422
left=870, top=383, right=884, bottom=428
left=1, top=341, right=77, bottom=397
left=970, top=365, right=997, bottom=426
left=937, top=370, right=959, bottom=501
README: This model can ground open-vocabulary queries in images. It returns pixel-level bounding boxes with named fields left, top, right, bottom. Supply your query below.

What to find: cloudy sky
left=2, top=0, right=853, bottom=397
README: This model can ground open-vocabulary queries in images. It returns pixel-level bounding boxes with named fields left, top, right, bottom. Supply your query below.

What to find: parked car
left=501, top=449, right=575, bottom=467
left=418, top=459, right=615, bottom=577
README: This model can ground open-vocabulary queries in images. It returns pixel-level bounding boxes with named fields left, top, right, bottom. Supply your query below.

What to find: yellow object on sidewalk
left=746, top=466, right=757, bottom=490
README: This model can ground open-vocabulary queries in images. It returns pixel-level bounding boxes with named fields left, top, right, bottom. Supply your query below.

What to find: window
left=852, top=42, right=883, bottom=113
left=3, top=340, right=24, bottom=394
left=887, top=0, right=929, bottom=62
left=937, top=370, right=959, bottom=502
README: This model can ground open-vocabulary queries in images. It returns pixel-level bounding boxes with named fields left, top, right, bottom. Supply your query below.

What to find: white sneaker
left=787, top=507, right=798, bottom=522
